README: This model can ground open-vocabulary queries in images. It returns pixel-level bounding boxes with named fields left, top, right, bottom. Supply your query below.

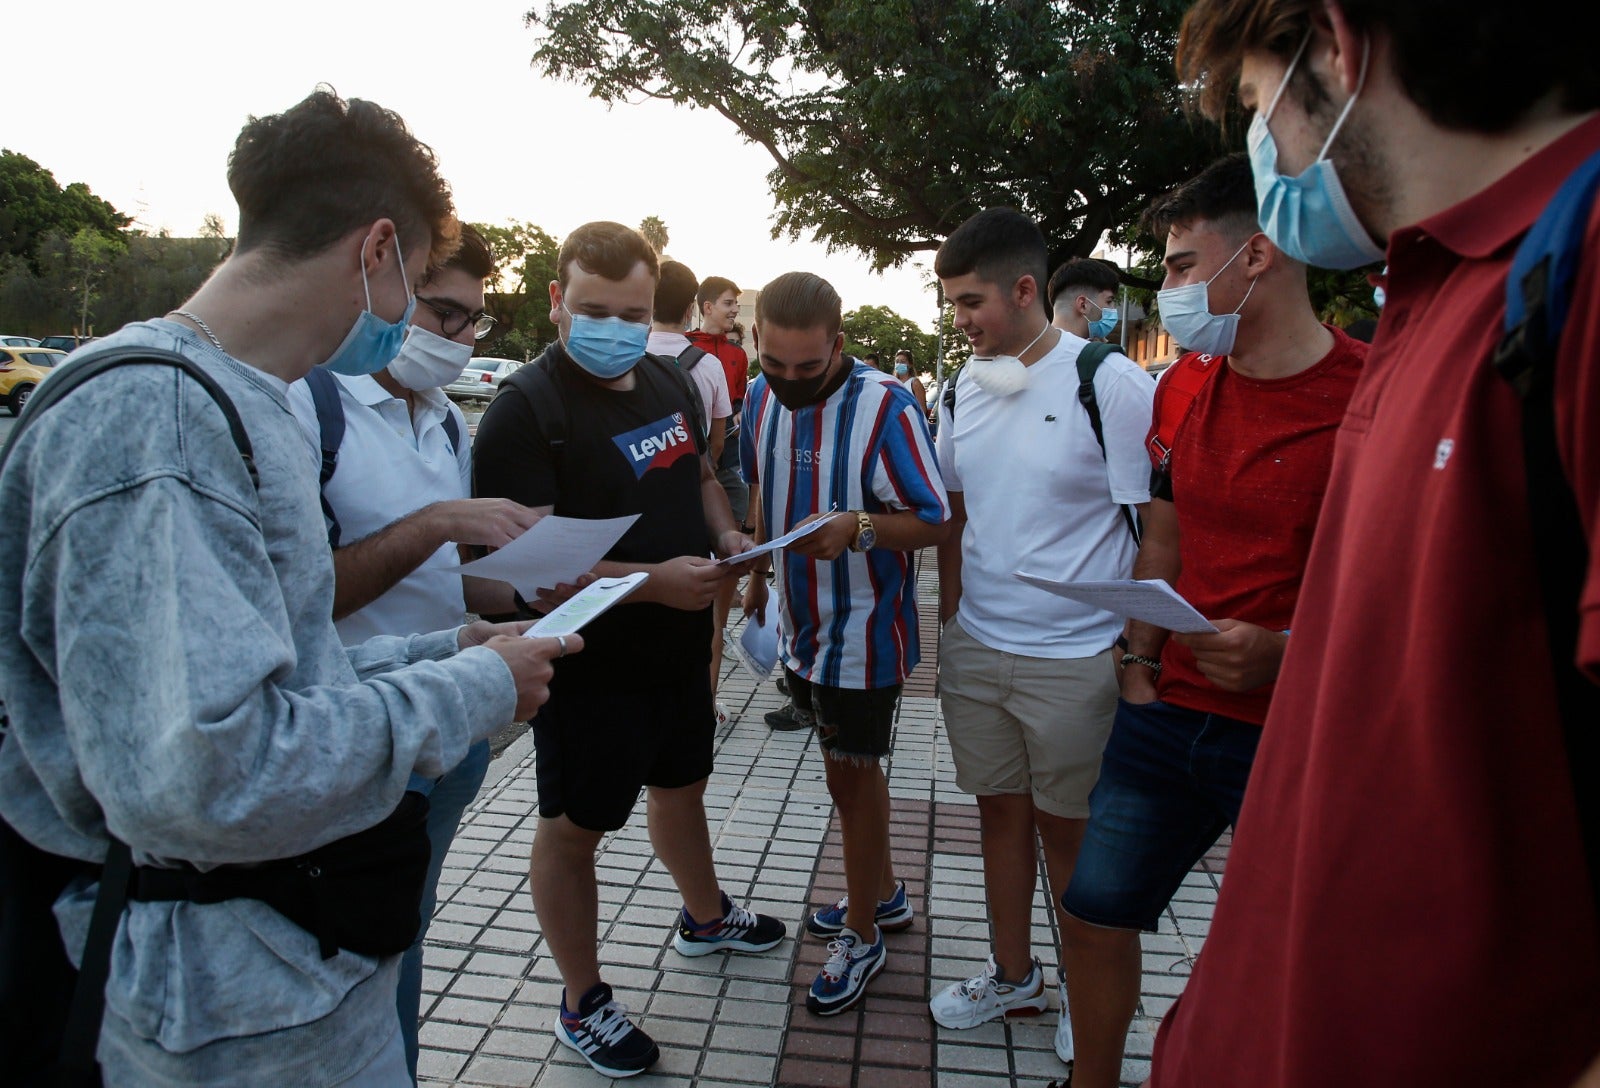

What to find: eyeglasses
left=416, top=295, right=497, bottom=341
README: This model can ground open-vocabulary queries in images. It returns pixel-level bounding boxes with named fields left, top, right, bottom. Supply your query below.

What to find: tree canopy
left=0, top=150, right=130, bottom=270
left=527, top=0, right=1225, bottom=272
left=476, top=220, right=563, bottom=360
left=841, top=304, right=934, bottom=366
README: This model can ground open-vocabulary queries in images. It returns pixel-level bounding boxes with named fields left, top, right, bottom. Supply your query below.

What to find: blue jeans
left=1061, top=699, right=1260, bottom=932
left=397, top=738, right=490, bottom=1079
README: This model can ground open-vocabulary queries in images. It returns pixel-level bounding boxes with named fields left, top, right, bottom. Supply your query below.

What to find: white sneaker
left=929, top=954, right=1048, bottom=1029
left=714, top=701, right=738, bottom=728
left=1056, top=970, right=1075, bottom=1063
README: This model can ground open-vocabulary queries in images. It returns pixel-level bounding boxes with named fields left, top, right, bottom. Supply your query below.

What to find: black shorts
left=784, top=666, right=900, bottom=760
left=532, top=670, right=715, bottom=832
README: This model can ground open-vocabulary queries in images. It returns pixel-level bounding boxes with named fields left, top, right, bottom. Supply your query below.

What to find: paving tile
left=460, top=1054, right=543, bottom=1087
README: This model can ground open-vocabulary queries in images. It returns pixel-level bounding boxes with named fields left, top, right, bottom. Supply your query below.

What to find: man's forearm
left=701, top=461, right=738, bottom=543
left=868, top=509, right=951, bottom=552
left=463, top=575, right=518, bottom=618
left=1126, top=499, right=1180, bottom=657
left=331, top=506, right=448, bottom=620
left=708, top=417, right=727, bottom=466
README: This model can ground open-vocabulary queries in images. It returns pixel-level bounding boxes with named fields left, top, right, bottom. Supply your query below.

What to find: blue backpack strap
left=441, top=409, right=461, bottom=456
left=1492, top=144, right=1600, bottom=921
left=302, top=367, right=346, bottom=548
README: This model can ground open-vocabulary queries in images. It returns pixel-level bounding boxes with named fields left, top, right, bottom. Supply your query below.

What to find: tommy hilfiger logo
left=1433, top=438, right=1455, bottom=470
left=614, top=412, right=695, bottom=478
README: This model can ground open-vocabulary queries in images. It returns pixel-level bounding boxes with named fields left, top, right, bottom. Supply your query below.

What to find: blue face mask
left=321, top=235, right=417, bottom=376
left=560, top=302, right=649, bottom=379
left=1247, top=32, right=1385, bottom=271
left=1087, top=300, right=1120, bottom=340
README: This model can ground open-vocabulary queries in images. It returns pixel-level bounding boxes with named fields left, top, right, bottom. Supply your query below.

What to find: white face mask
left=1155, top=238, right=1257, bottom=357
left=965, top=323, right=1050, bottom=397
left=387, top=325, right=475, bottom=390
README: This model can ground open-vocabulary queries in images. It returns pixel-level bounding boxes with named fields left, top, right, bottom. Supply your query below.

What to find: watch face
left=857, top=527, right=877, bottom=551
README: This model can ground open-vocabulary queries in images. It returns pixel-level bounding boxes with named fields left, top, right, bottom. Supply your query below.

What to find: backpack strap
left=1491, top=144, right=1600, bottom=920
left=644, top=352, right=709, bottom=449
left=941, top=368, right=961, bottom=419
left=1146, top=351, right=1223, bottom=478
left=302, top=367, right=347, bottom=548
left=1075, top=341, right=1141, bottom=544
left=494, top=351, right=568, bottom=470
left=676, top=345, right=708, bottom=373
left=441, top=409, right=461, bottom=456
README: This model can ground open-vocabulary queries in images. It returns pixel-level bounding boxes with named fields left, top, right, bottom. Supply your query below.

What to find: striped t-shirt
left=741, top=361, right=950, bottom=690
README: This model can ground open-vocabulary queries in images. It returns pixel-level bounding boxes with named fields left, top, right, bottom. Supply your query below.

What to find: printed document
left=1013, top=573, right=1219, bottom=634
left=715, top=512, right=845, bottom=566
left=449, top=514, right=639, bottom=598
left=525, top=572, right=650, bottom=638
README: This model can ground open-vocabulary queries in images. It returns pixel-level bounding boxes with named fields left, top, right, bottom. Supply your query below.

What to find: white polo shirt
left=647, top=330, right=732, bottom=434
left=937, top=331, right=1154, bottom=658
left=287, top=371, right=471, bottom=645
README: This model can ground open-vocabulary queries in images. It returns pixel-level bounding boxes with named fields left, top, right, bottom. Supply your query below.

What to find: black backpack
left=0, top=347, right=258, bottom=1088
left=942, top=340, right=1141, bottom=542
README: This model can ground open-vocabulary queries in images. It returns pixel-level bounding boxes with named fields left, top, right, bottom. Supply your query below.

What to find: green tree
left=841, top=304, right=935, bottom=366
left=527, top=0, right=1224, bottom=270
left=0, top=150, right=129, bottom=269
left=638, top=215, right=669, bottom=255
left=475, top=220, right=562, bottom=358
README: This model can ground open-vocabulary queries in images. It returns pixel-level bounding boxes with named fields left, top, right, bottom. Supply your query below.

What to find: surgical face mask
left=1247, top=32, right=1385, bottom=270
left=560, top=302, right=649, bottom=380
left=894, top=363, right=910, bottom=377
left=321, top=235, right=417, bottom=376
left=388, top=325, right=474, bottom=390
left=1155, top=239, right=1257, bottom=357
left=1087, top=299, right=1120, bottom=340
left=1372, top=284, right=1386, bottom=309
left=965, top=322, right=1049, bottom=397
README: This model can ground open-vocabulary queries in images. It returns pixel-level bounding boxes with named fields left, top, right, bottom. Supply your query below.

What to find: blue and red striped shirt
left=742, top=361, right=950, bottom=690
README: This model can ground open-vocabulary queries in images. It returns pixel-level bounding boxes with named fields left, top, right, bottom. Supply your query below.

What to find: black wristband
left=1120, top=653, right=1162, bottom=672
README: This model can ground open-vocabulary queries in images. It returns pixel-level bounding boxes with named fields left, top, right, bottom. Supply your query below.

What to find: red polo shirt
left=1151, top=114, right=1600, bottom=1087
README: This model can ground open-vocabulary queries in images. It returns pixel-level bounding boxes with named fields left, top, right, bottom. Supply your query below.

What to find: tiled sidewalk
left=418, top=560, right=1225, bottom=1087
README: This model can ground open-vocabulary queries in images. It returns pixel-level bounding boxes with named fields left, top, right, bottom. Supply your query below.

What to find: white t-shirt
left=287, top=372, right=472, bottom=645
left=647, top=329, right=732, bottom=434
left=937, top=331, right=1154, bottom=658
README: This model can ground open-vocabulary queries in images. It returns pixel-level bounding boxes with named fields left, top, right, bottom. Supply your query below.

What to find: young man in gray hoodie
left=0, top=89, right=574, bottom=1086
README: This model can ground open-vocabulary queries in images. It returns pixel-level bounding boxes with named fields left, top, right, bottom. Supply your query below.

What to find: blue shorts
left=1061, top=699, right=1261, bottom=932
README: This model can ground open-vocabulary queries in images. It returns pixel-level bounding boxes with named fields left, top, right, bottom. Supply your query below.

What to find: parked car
left=445, top=357, right=522, bottom=400
left=1, top=334, right=42, bottom=347
left=0, top=347, right=65, bottom=415
left=38, top=335, right=97, bottom=352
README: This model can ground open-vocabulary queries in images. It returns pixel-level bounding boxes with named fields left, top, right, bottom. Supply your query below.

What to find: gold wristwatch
left=849, top=511, right=877, bottom=552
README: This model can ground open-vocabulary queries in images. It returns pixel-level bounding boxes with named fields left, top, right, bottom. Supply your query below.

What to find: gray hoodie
left=0, top=321, right=517, bottom=1085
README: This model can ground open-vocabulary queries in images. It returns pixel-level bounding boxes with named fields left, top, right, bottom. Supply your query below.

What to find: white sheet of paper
left=524, top=572, right=650, bottom=638
left=1012, top=573, right=1219, bottom=634
left=731, top=611, right=781, bottom=680
left=448, top=514, right=639, bottom=598
left=715, top=512, right=844, bottom=566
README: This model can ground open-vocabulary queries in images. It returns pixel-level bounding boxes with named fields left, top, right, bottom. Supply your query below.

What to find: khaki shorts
left=938, top=614, right=1119, bottom=818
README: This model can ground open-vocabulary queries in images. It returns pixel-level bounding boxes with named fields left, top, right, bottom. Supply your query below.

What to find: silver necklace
left=168, top=309, right=225, bottom=353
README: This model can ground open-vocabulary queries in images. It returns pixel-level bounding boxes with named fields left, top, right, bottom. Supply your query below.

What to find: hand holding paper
left=523, top=572, right=650, bottom=638
left=449, top=514, right=639, bottom=598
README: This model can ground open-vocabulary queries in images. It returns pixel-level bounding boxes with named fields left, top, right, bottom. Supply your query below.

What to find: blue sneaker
left=805, top=880, right=914, bottom=938
left=672, top=892, right=787, bottom=957
left=554, top=982, right=658, bottom=1078
left=806, top=926, right=886, bottom=1016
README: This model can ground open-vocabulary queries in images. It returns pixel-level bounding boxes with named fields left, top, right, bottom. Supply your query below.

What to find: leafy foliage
left=841, top=303, right=935, bottom=366
left=527, top=0, right=1225, bottom=270
left=475, top=221, right=563, bottom=359
left=0, top=150, right=130, bottom=270
left=638, top=215, right=669, bottom=254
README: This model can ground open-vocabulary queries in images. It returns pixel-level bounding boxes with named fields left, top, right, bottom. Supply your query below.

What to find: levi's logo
left=614, top=412, right=695, bottom=478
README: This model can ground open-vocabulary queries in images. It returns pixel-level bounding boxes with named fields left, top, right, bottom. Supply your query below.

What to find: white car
left=445, top=357, right=522, bottom=401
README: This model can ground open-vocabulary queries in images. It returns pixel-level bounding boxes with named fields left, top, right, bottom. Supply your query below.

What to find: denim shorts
left=784, top=666, right=900, bottom=761
left=1061, top=699, right=1261, bottom=932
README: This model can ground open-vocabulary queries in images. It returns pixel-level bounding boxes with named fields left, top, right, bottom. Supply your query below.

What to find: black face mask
left=764, top=353, right=848, bottom=411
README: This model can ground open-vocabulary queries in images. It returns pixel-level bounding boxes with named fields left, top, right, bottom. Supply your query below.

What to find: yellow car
left=0, top=346, right=67, bottom=415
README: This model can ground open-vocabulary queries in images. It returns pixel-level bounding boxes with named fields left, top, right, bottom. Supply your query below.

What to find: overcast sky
left=6, top=1, right=944, bottom=329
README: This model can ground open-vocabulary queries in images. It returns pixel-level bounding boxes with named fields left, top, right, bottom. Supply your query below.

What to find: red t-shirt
left=687, top=330, right=749, bottom=405
left=1153, top=328, right=1365, bottom=725
left=1150, top=115, right=1600, bottom=1087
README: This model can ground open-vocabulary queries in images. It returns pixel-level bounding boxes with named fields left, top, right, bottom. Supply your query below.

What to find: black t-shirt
left=473, top=344, right=712, bottom=687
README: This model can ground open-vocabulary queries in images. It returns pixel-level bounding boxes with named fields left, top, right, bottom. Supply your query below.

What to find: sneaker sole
left=930, top=991, right=1050, bottom=1030
left=554, top=1018, right=659, bottom=1078
left=806, top=951, right=886, bottom=1016
left=671, top=931, right=784, bottom=957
